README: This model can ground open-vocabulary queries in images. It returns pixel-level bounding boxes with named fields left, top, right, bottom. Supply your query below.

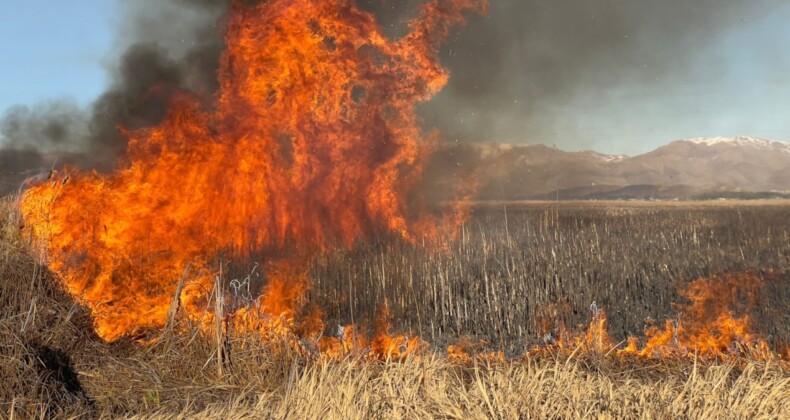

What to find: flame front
left=625, top=271, right=775, bottom=360
left=529, top=271, right=781, bottom=362
left=20, top=0, right=487, bottom=341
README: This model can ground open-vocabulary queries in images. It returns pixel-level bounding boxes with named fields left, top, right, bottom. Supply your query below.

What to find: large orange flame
left=20, top=0, right=487, bottom=342
left=15, top=1, right=784, bottom=365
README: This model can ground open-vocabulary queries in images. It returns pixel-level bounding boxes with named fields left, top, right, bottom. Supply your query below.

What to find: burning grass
left=3, top=0, right=789, bottom=416
left=2, top=197, right=790, bottom=417
left=18, top=0, right=483, bottom=344
left=313, top=203, right=790, bottom=355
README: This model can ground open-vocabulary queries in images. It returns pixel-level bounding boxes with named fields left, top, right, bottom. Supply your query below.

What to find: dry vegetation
left=313, top=202, right=790, bottom=353
left=2, top=196, right=789, bottom=418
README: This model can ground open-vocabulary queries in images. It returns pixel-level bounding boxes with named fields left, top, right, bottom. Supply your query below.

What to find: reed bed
left=1, top=197, right=789, bottom=418
left=312, top=203, right=790, bottom=353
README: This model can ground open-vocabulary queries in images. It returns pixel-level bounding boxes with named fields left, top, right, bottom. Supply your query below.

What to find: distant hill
left=3, top=136, right=790, bottom=200
left=427, top=136, right=790, bottom=201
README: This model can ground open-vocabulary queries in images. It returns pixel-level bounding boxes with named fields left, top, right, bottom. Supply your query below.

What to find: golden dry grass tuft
left=129, top=356, right=790, bottom=419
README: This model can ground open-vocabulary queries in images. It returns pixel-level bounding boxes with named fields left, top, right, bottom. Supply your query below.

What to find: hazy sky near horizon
left=2, top=1, right=790, bottom=156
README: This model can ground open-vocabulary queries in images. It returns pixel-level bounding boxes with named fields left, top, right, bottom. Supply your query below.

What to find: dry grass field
left=312, top=200, right=790, bottom=353
left=4, top=0, right=790, bottom=417
left=2, top=196, right=789, bottom=418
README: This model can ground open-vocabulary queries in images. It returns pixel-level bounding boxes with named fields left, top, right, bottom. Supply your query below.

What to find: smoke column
left=0, top=0, right=228, bottom=193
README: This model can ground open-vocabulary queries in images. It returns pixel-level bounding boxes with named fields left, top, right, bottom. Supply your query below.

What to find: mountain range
left=2, top=136, right=789, bottom=200
left=429, top=136, right=790, bottom=201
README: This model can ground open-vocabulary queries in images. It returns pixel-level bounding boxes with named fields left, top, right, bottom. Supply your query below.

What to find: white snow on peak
left=598, top=154, right=627, bottom=162
left=685, top=136, right=790, bottom=153
left=582, top=150, right=628, bottom=162
left=475, top=142, right=516, bottom=158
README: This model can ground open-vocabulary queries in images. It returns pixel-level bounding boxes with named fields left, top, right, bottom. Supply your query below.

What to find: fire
left=523, top=271, right=783, bottom=363
left=20, top=0, right=486, bottom=342
left=623, top=271, right=776, bottom=360
left=14, top=1, right=784, bottom=365
left=447, top=338, right=505, bottom=363
left=367, top=301, right=426, bottom=360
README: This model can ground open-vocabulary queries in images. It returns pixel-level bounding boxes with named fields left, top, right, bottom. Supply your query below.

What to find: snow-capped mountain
left=427, top=136, right=790, bottom=201
left=3, top=136, right=790, bottom=200
left=685, top=136, right=790, bottom=154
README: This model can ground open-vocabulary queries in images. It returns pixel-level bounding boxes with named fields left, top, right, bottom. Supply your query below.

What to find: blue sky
left=556, top=5, right=790, bottom=154
left=1, top=1, right=790, bottom=155
left=0, top=1, right=114, bottom=110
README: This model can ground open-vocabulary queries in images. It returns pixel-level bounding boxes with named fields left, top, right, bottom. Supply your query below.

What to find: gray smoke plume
left=1, top=0, right=784, bottom=194
left=358, top=0, right=785, bottom=144
left=0, top=0, right=227, bottom=193
left=1, top=100, right=89, bottom=152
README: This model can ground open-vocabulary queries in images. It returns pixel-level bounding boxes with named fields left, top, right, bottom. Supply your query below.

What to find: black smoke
left=358, top=0, right=785, bottom=144
left=0, top=0, right=227, bottom=193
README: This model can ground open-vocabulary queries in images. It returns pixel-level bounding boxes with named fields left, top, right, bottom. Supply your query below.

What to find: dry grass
left=131, top=356, right=790, bottom=419
left=1, top=196, right=789, bottom=418
left=313, top=203, right=790, bottom=353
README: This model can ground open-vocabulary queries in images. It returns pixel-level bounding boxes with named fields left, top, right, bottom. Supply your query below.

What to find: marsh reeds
left=1, top=197, right=789, bottom=417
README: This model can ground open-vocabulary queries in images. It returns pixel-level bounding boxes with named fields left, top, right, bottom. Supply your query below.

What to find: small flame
left=624, top=271, right=774, bottom=360
left=525, top=271, right=783, bottom=363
